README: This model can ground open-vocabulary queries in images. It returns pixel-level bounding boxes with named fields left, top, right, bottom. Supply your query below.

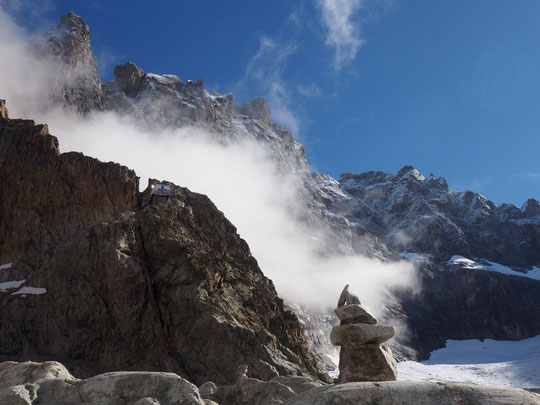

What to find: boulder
left=330, top=324, right=394, bottom=346
left=337, top=344, right=396, bottom=383
left=284, top=381, right=540, bottom=405
left=0, top=361, right=206, bottom=405
left=334, top=304, right=377, bottom=325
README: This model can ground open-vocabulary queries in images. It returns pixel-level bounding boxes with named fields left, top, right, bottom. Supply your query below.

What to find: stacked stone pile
left=330, top=285, right=397, bottom=383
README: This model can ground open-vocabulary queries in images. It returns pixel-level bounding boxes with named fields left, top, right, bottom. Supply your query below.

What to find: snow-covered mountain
left=11, top=11, right=540, bottom=377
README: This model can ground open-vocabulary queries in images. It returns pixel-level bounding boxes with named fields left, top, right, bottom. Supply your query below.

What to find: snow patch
left=398, top=335, right=540, bottom=388
left=402, top=252, right=427, bottom=262
left=0, top=263, right=12, bottom=270
left=146, top=73, right=181, bottom=86
left=11, top=286, right=47, bottom=296
left=327, top=352, right=339, bottom=379
left=0, top=280, right=25, bottom=292
left=448, top=255, right=540, bottom=280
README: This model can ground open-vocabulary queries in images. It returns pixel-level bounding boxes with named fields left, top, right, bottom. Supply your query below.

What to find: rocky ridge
left=325, top=165, right=540, bottom=268
left=0, top=102, right=326, bottom=385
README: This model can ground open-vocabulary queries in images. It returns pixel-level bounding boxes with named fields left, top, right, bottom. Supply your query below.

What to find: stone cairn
left=330, top=284, right=397, bottom=383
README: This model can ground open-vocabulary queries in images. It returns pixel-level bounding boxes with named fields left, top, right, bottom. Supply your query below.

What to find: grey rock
left=337, top=344, right=397, bottom=383
left=270, top=375, right=323, bottom=395
left=336, top=284, right=361, bottom=307
left=0, top=361, right=206, bottom=405
left=335, top=304, right=377, bottom=325
left=114, top=62, right=146, bottom=95
left=330, top=324, right=394, bottom=346
left=199, top=381, right=217, bottom=397
left=0, top=361, right=75, bottom=390
left=285, top=381, right=540, bottom=405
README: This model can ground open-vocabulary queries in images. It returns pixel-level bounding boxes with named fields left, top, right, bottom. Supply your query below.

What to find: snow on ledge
left=0, top=280, right=25, bottom=292
left=0, top=263, right=12, bottom=270
left=448, top=255, right=540, bottom=281
left=11, top=286, right=47, bottom=296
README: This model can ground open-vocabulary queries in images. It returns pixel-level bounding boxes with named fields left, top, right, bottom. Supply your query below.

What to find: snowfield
left=398, top=335, right=540, bottom=388
left=448, top=255, right=540, bottom=280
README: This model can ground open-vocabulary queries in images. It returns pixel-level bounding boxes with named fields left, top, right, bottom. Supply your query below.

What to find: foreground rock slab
left=284, top=381, right=540, bottom=405
left=0, top=361, right=205, bottom=405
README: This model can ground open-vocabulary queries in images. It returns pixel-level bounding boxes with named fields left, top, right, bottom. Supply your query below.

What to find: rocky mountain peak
left=396, top=166, right=426, bottom=183
left=113, top=62, right=146, bottom=95
left=235, top=98, right=272, bottom=126
left=59, top=11, right=89, bottom=33
left=33, top=12, right=102, bottom=113
left=522, top=198, right=540, bottom=215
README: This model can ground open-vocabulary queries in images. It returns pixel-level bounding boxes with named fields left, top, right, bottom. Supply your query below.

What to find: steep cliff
left=0, top=102, right=325, bottom=385
left=32, top=12, right=103, bottom=113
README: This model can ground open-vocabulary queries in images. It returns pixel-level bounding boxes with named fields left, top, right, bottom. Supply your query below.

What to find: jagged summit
left=113, top=62, right=147, bottom=95
left=59, top=11, right=88, bottom=30
left=33, top=12, right=102, bottom=113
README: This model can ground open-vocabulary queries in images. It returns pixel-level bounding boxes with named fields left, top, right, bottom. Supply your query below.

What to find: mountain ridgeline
left=1, top=11, right=540, bottom=385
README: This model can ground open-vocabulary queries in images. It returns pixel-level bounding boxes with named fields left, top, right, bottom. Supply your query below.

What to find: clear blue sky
left=5, top=0, right=540, bottom=206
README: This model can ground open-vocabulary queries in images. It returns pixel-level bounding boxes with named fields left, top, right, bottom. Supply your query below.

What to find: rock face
left=0, top=361, right=206, bottom=405
left=331, top=286, right=397, bottom=383
left=285, top=381, right=540, bottom=405
left=0, top=104, right=325, bottom=386
left=32, top=12, right=103, bottom=113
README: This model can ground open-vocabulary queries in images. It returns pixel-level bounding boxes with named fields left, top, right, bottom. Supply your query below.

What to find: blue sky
left=4, top=0, right=540, bottom=205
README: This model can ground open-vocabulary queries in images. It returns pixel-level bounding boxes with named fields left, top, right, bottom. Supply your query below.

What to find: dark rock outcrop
left=0, top=105, right=325, bottom=385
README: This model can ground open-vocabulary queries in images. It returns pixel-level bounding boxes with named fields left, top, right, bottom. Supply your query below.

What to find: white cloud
left=317, top=0, right=365, bottom=70
left=242, top=36, right=300, bottom=135
left=296, top=83, right=323, bottom=98
left=520, top=172, right=540, bottom=181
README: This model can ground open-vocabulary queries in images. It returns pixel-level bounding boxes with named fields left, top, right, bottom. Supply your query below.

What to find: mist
left=0, top=7, right=417, bottom=318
